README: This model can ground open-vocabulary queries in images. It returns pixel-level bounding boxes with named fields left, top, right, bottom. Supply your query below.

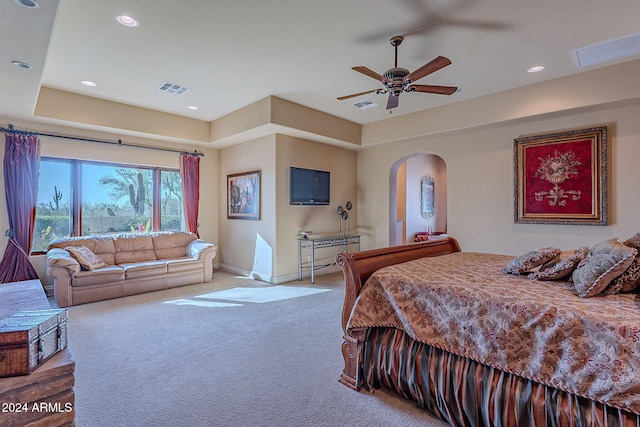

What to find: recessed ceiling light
left=115, top=15, right=139, bottom=27
left=11, top=61, right=31, bottom=69
left=187, top=106, right=199, bottom=111
left=14, top=0, right=39, bottom=8
left=81, top=80, right=97, bottom=87
left=528, top=65, right=545, bottom=73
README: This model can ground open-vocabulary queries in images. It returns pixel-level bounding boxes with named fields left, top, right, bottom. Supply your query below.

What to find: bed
left=336, top=237, right=640, bottom=426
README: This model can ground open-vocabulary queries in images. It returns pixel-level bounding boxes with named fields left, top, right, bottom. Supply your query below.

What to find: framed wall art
left=227, top=170, right=260, bottom=220
left=514, top=126, right=607, bottom=225
left=420, top=176, right=435, bottom=219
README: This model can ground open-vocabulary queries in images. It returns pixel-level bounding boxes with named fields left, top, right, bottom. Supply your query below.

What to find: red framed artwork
left=514, top=126, right=607, bottom=225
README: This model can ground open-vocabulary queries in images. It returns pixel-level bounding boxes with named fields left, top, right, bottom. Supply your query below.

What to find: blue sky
left=38, top=161, right=118, bottom=206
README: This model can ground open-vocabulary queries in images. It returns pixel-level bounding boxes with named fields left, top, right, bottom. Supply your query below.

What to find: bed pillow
left=65, top=245, right=108, bottom=271
left=502, top=247, right=561, bottom=275
left=572, top=238, right=637, bottom=298
left=601, top=232, right=640, bottom=295
left=528, top=247, right=589, bottom=281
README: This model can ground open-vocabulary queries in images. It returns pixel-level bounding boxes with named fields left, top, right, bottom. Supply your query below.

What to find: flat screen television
left=289, top=167, right=330, bottom=205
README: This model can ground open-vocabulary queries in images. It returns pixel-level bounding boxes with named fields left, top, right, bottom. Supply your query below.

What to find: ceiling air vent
left=352, top=99, right=378, bottom=110
left=158, top=81, right=190, bottom=95
left=571, top=32, right=640, bottom=69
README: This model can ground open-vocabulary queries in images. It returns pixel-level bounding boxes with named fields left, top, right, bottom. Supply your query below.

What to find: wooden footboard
left=335, top=237, right=461, bottom=390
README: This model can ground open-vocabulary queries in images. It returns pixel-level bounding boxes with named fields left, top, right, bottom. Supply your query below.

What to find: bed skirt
left=363, top=328, right=640, bottom=427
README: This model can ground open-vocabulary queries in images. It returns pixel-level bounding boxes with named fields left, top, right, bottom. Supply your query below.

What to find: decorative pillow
left=502, top=247, right=561, bottom=275
left=65, top=245, right=108, bottom=271
left=601, top=259, right=640, bottom=295
left=571, top=238, right=638, bottom=298
left=601, top=232, right=640, bottom=295
left=624, top=231, right=640, bottom=251
left=528, top=247, right=589, bottom=281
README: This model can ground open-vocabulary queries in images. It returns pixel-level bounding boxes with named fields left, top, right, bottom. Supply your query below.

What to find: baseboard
left=42, top=283, right=54, bottom=297
left=215, top=263, right=341, bottom=285
left=216, top=264, right=274, bottom=283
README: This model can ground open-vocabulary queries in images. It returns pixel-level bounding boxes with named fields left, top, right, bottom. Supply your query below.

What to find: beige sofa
left=46, top=231, right=217, bottom=307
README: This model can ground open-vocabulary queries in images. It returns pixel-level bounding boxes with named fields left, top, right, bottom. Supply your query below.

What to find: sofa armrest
left=46, top=248, right=81, bottom=274
left=187, top=240, right=217, bottom=281
left=46, top=248, right=80, bottom=308
left=187, top=240, right=217, bottom=261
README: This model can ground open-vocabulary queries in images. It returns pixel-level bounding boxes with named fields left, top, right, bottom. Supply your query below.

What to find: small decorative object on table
left=337, top=201, right=353, bottom=235
left=415, top=228, right=431, bottom=242
left=0, top=309, right=68, bottom=377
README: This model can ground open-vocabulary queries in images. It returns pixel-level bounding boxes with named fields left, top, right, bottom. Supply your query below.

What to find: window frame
left=33, top=157, right=183, bottom=254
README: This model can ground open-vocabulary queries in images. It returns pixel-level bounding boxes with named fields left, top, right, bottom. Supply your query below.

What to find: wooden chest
left=0, top=309, right=68, bottom=377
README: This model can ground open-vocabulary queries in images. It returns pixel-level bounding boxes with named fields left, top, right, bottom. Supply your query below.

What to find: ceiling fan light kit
left=338, top=35, right=457, bottom=110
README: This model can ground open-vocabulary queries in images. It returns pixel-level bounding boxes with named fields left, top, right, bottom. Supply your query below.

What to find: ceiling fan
left=338, top=35, right=457, bottom=110
left=357, top=0, right=510, bottom=43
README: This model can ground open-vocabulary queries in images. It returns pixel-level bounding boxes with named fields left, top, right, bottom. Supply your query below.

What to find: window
left=33, top=158, right=184, bottom=252
left=33, top=159, right=72, bottom=252
left=160, top=170, right=183, bottom=231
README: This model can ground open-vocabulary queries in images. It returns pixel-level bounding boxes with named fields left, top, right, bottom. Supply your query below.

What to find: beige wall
left=275, top=135, right=358, bottom=281
left=395, top=163, right=406, bottom=244
left=357, top=101, right=640, bottom=255
left=218, top=134, right=277, bottom=279
left=403, top=154, right=447, bottom=241
left=218, top=133, right=357, bottom=283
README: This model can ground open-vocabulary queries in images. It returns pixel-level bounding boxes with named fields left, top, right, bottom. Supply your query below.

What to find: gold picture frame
left=514, top=126, right=607, bottom=225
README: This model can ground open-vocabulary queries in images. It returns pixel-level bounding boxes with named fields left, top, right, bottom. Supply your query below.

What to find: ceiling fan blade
left=352, top=66, right=386, bottom=82
left=337, top=89, right=378, bottom=101
left=407, top=84, right=458, bottom=95
left=357, top=0, right=509, bottom=42
left=404, top=56, right=452, bottom=84
left=386, top=94, right=400, bottom=110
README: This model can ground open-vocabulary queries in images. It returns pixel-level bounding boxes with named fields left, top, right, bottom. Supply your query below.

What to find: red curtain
left=180, top=153, right=200, bottom=237
left=0, top=133, right=40, bottom=283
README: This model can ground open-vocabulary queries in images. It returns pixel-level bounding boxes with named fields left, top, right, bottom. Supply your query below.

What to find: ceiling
left=2, top=0, right=640, bottom=143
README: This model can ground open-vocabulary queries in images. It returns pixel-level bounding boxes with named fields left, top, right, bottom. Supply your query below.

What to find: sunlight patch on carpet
left=196, top=286, right=331, bottom=303
left=163, top=299, right=243, bottom=308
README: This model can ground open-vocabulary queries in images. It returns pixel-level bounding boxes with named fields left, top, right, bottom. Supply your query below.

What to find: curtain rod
left=0, top=123, right=204, bottom=157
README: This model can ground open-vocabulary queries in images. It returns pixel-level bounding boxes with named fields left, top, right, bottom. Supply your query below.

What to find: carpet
left=67, top=271, right=449, bottom=427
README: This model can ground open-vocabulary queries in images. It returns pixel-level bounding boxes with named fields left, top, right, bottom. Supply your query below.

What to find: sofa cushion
left=120, top=260, right=168, bottom=279
left=152, top=231, right=197, bottom=259
left=49, top=235, right=116, bottom=265
left=113, top=234, right=157, bottom=264
left=165, top=257, right=203, bottom=273
left=72, top=265, right=125, bottom=287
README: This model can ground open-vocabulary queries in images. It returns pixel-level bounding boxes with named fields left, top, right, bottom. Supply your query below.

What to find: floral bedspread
left=346, top=252, right=640, bottom=414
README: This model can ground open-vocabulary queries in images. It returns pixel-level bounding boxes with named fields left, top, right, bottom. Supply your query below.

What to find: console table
left=0, top=280, right=75, bottom=426
left=298, top=234, right=360, bottom=283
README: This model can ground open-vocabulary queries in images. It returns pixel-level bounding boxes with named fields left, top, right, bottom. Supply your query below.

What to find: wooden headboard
left=335, top=237, right=461, bottom=332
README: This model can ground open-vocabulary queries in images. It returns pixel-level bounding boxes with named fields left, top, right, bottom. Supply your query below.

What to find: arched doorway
left=389, top=153, right=447, bottom=246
